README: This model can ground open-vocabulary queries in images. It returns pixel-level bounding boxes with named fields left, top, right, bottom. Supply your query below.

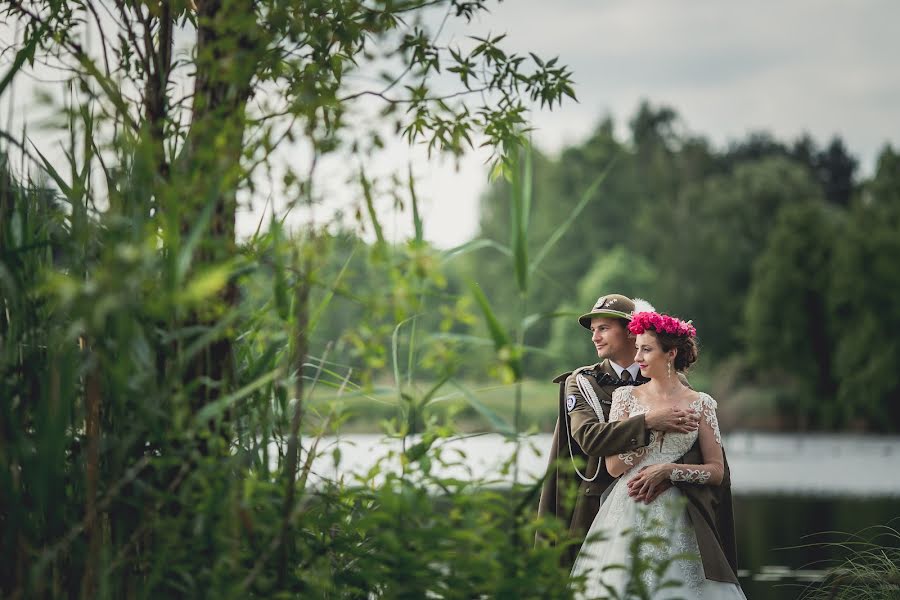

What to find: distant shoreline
left=288, top=431, right=900, bottom=497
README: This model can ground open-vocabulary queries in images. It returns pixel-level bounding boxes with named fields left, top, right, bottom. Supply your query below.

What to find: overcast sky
left=404, top=0, right=900, bottom=247
left=3, top=1, right=898, bottom=248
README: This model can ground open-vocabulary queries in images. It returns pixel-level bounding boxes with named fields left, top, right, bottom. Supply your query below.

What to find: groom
left=536, top=293, right=699, bottom=567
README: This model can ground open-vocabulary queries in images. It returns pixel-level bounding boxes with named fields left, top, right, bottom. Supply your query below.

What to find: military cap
left=578, top=294, right=635, bottom=329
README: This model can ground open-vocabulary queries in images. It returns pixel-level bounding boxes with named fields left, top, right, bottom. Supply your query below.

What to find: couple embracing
left=537, top=294, right=747, bottom=599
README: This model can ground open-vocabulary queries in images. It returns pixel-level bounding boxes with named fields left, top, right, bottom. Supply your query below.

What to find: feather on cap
left=631, top=297, right=656, bottom=315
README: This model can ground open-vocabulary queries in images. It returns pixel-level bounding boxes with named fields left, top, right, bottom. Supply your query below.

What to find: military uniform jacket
left=536, top=360, right=652, bottom=566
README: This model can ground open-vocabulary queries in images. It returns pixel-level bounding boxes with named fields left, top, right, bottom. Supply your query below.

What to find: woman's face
left=634, top=332, right=674, bottom=379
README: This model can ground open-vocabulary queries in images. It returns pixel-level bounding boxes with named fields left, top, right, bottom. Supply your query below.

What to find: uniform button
left=585, top=487, right=592, bottom=494
left=630, top=438, right=637, bottom=445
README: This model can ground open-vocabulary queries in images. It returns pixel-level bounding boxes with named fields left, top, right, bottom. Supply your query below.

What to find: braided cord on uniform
left=562, top=373, right=606, bottom=482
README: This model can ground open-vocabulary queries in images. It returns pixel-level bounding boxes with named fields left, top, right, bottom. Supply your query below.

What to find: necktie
left=619, top=370, right=632, bottom=384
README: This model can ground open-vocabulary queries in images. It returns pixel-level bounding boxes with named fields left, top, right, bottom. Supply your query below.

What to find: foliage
left=0, top=0, right=583, bottom=596
left=744, top=200, right=840, bottom=428
left=827, top=147, right=900, bottom=431
left=545, top=245, right=658, bottom=372
left=796, top=525, right=900, bottom=600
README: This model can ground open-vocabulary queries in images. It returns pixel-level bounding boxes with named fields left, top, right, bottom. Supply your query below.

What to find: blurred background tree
left=459, top=101, right=898, bottom=433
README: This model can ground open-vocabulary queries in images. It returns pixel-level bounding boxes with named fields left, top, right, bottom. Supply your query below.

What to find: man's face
left=589, top=317, right=632, bottom=363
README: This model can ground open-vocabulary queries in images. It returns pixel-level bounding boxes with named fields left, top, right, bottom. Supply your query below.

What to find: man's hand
left=644, top=405, right=699, bottom=433
left=626, top=463, right=674, bottom=501
left=629, top=478, right=672, bottom=504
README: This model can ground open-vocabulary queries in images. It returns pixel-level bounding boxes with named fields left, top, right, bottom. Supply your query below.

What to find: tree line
left=297, top=103, right=900, bottom=433
left=461, top=102, right=900, bottom=432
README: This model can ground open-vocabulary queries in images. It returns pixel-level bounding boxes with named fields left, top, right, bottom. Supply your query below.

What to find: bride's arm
left=605, top=440, right=651, bottom=478
left=604, top=388, right=651, bottom=478
left=668, top=398, right=724, bottom=485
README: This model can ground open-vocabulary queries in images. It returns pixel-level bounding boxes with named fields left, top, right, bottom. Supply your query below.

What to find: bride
left=570, top=311, right=746, bottom=599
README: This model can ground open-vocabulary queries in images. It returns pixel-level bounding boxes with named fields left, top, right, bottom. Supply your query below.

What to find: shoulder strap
left=552, top=370, right=573, bottom=384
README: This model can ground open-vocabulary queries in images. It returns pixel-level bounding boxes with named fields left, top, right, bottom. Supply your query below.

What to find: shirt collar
left=609, top=361, right=640, bottom=381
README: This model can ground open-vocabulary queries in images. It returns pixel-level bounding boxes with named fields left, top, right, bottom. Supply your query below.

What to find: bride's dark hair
left=651, top=331, right=699, bottom=372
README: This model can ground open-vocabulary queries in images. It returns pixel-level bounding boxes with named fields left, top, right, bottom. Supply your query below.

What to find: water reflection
left=734, top=496, right=900, bottom=598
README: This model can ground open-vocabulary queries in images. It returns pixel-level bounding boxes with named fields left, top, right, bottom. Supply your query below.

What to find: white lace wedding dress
left=570, top=386, right=746, bottom=599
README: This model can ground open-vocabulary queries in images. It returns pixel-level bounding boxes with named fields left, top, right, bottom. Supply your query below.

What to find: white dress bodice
left=610, top=387, right=704, bottom=472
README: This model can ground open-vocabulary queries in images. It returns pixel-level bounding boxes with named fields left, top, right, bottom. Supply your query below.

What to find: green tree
left=744, top=201, right=840, bottom=428
left=637, top=157, right=824, bottom=359
left=828, top=146, right=900, bottom=431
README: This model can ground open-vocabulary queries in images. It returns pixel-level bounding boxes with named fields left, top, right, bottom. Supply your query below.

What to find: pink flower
left=628, top=311, right=696, bottom=338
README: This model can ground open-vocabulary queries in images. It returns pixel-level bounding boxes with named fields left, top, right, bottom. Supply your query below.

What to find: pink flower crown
left=628, top=311, right=696, bottom=338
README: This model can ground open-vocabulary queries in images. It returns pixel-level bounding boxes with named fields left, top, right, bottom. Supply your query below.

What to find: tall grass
left=0, top=134, right=597, bottom=597
left=466, top=143, right=611, bottom=481
left=796, top=525, right=900, bottom=600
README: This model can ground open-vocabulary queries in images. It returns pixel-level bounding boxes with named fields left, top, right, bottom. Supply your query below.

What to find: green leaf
left=409, top=164, right=423, bottom=244
left=271, top=220, right=289, bottom=320
left=30, top=141, right=72, bottom=200
left=469, top=282, right=510, bottom=351
left=420, top=373, right=452, bottom=406
left=0, top=27, right=42, bottom=99
left=451, top=380, right=514, bottom=435
left=440, top=238, right=511, bottom=264
left=179, top=263, right=231, bottom=304
left=391, top=315, right=418, bottom=405
left=194, top=368, right=281, bottom=424
left=509, top=144, right=531, bottom=294
left=359, top=166, right=385, bottom=246
left=521, top=310, right=575, bottom=333
left=530, top=158, right=615, bottom=275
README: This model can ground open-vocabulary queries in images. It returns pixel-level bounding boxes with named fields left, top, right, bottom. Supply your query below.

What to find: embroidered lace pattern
left=609, top=385, right=637, bottom=422
left=691, top=393, right=721, bottom=445
left=671, top=467, right=711, bottom=484
left=618, top=442, right=652, bottom=466
left=627, top=496, right=706, bottom=596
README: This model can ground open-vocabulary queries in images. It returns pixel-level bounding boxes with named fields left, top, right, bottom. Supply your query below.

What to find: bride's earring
left=667, top=361, right=672, bottom=379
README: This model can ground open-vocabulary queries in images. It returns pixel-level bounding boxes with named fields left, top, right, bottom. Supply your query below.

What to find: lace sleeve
left=670, top=393, right=725, bottom=485
left=694, top=393, right=721, bottom=445
left=609, top=386, right=633, bottom=422
left=608, top=386, right=651, bottom=471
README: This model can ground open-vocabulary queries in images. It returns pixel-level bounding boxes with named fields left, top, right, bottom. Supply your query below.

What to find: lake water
left=292, top=432, right=900, bottom=598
